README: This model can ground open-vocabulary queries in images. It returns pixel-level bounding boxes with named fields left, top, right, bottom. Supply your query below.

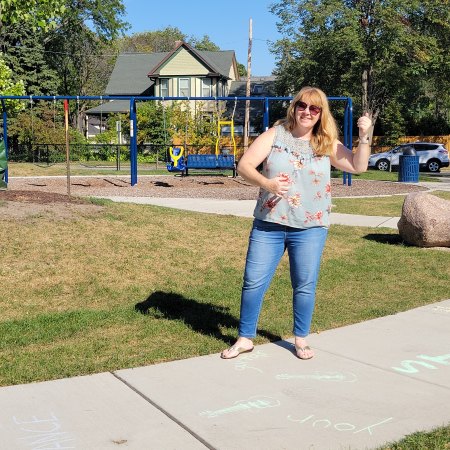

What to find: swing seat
left=187, top=154, right=217, bottom=169
left=166, top=147, right=186, bottom=172
left=187, top=154, right=235, bottom=169
left=167, top=158, right=186, bottom=172
left=184, top=154, right=236, bottom=177
left=217, top=154, right=235, bottom=169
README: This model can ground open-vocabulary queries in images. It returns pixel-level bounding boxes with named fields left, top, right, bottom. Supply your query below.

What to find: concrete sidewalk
left=1, top=299, right=449, bottom=449
left=98, top=196, right=401, bottom=229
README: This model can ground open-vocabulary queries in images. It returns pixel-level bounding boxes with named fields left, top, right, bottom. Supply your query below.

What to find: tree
left=270, top=0, right=450, bottom=138
left=44, top=0, right=128, bottom=93
left=399, top=0, right=450, bottom=135
left=237, top=62, right=247, bottom=77
left=118, top=27, right=186, bottom=53
left=0, top=53, right=25, bottom=113
left=41, top=0, right=128, bottom=130
left=0, top=0, right=65, bottom=30
left=189, top=35, right=220, bottom=51
left=0, top=24, right=59, bottom=95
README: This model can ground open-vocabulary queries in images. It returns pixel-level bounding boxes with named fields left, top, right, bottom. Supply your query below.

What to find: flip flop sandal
left=295, top=345, right=314, bottom=360
left=220, top=345, right=254, bottom=359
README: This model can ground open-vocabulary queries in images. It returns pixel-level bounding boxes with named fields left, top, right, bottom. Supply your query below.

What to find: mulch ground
left=3, top=175, right=429, bottom=203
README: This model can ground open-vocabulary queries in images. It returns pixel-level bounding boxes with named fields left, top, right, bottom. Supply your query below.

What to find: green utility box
left=0, top=139, right=7, bottom=189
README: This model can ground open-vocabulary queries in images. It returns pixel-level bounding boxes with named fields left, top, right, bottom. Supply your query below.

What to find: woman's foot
left=294, top=337, right=314, bottom=360
left=221, top=338, right=254, bottom=359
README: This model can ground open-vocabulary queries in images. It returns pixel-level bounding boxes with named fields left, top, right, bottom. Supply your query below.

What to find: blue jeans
left=239, top=219, right=328, bottom=338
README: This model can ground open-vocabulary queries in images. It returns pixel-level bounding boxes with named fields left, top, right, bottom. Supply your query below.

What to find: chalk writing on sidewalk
left=276, top=371, right=357, bottom=383
left=199, top=396, right=281, bottom=418
left=234, top=350, right=269, bottom=373
left=432, top=305, right=450, bottom=313
left=287, top=414, right=394, bottom=435
left=392, top=353, right=450, bottom=374
left=13, top=413, right=75, bottom=449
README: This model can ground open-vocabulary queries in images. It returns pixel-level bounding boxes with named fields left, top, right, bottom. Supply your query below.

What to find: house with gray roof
left=86, top=41, right=276, bottom=137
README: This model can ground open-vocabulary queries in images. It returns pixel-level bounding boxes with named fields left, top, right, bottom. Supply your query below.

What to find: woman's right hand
left=265, top=174, right=290, bottom=197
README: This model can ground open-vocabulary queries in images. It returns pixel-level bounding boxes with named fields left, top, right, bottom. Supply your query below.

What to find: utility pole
left=244, top=18, right=252, bottom=152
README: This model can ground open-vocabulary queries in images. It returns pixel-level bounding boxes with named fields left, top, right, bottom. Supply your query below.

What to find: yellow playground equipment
left=166, top=146, right=186, bottom=172
left=215, top=120, right=237, bottom=158
left=167, top=119, right=237, bottom=177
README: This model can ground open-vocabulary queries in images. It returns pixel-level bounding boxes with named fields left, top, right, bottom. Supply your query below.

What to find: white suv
left=368, top=142, right=449, bottom=172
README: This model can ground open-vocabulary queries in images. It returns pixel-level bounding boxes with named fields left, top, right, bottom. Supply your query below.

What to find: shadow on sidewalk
left=135, top=290, right=281, bottom=346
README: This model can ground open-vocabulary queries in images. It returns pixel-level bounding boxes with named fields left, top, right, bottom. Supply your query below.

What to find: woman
left=221, top=86, right=372, bottom=360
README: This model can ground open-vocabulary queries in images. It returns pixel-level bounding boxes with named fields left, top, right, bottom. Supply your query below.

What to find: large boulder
left=398, top=192, right=450, bottom=247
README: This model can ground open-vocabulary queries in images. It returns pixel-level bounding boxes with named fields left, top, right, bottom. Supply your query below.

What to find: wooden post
left=64, top=99, right=71, bottom=197
left=244, top=18, right=252, bottom=152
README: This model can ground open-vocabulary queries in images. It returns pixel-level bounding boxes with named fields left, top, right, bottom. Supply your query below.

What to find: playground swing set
left=0, top=94, right=354, bottom=189
left=166, top=119, right=237, bottom=177
left=166, top=99, right=238, bottom=177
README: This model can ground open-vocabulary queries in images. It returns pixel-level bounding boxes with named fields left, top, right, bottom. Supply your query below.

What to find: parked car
left=368, top=142, right=449, bottom=172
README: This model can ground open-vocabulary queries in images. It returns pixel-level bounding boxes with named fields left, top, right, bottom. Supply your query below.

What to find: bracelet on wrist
left=358, top=137, right=370, bottom=145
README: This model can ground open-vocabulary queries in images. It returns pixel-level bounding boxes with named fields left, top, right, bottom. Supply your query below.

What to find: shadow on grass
left=135, top=290, right=281, bottom=346
left=363, top=233, right=404, bottom=245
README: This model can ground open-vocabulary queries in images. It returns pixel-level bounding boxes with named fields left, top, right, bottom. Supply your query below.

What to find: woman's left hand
left=357, top=113, right=372, bottom=137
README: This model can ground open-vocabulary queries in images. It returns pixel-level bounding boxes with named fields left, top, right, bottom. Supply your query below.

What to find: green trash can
left=0, top=139, right=7, bottom=189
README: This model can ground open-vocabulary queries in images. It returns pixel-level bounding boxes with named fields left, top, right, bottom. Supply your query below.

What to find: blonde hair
left=276, top=86, right=338, bottom=156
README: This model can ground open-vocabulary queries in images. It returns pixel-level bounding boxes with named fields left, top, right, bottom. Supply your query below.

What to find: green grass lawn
left=332, top=190, right=450, bottom=216
left=332, top=168, right=440, bottom=182
left=1, top=199, right=449, bottom=386
left=377, top=424, right=450, bottom=449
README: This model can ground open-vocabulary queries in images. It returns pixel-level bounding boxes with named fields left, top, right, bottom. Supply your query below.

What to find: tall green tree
left=237, top=62, right=247, bottom=77
left=0, top=0, right=65, bottom=30
left=0, top=24, right=59, bottom=95
left=44, top=0, right=128, bottom=95
left=270, top=0, right=450, bottom=137
left=118, top=27, right=186, bottom=53
left=117, top=28, right=224, bottom=53
left=0, top=54, right=25, bottom=113
left=40, top=0, right=128, bottom=130
left=400, top=0, right=450, bottom=134
left=189, top=35, right=220, bottom=51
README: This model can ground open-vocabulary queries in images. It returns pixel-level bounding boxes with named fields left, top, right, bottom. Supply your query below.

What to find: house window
left=179, top=78, right=190, bottom=97
left=218, top=81, right=226, bottom=96
left=201, top=78, right=212, bottom=97
left=253, top=84, right=264, bottom=95
left=160, top=79, right=169, bottom=97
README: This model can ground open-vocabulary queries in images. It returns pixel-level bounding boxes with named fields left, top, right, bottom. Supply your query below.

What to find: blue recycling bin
left=398, top=147, right=419, bottom=183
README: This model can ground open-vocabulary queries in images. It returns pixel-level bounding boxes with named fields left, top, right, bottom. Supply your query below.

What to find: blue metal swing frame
left=0, top=95, right=353, bottom=186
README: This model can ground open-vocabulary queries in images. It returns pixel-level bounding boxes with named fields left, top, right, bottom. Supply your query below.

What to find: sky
left=121, top=0, right=282, bottom=76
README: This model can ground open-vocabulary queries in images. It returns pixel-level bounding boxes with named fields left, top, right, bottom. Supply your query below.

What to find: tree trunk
left=361, top=67, right=376, bottom=140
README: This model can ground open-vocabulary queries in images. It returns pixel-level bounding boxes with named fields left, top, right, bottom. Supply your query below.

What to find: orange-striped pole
left=64, top=99, right=71, bottom=197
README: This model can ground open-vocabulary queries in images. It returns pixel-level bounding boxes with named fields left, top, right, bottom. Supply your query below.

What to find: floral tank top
left=253, top=125, right=332, bottom=229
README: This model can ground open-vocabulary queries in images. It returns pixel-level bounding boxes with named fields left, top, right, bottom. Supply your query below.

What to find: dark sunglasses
left=295, top=101, right=322, bottom=116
